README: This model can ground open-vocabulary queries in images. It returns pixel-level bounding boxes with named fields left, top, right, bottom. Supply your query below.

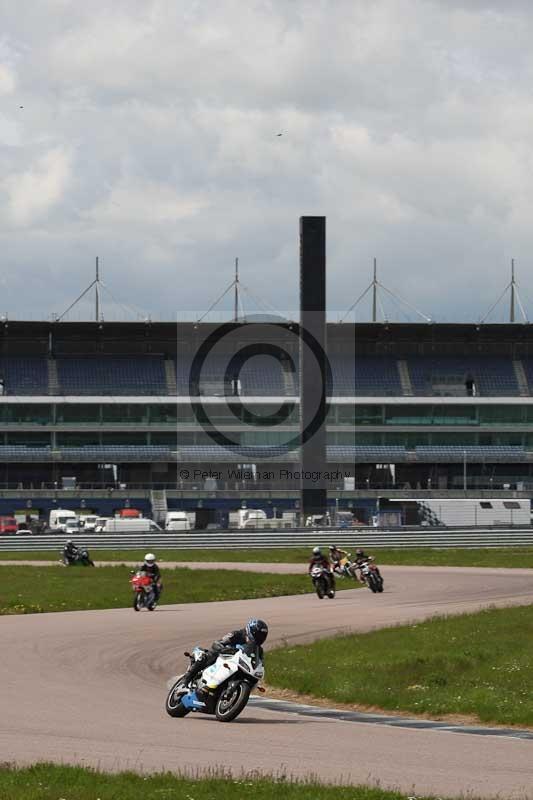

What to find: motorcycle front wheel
left=314, top=579, right=325, bottom=599
left=165, top=677, right=191, bottom=718
left=133, top=592, right=144, bottom=611
left=215, top=681, right=251, bottom=722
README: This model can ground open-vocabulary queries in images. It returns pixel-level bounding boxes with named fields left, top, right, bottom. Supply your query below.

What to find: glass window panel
left=385, top=405, right=432, bottom=425
left=7, top=432, right=51, bottom=447
left=57, top=404, right=100, bottom=423
left=101, top=432, right=147, bottom=445
left=4, top=404, right=53, bottom=424
left=102, top=404, right=147, bottom=423
left=151, top=404, right=179, bottom=424
left=479, top=406, right=524, bottom=425
left=151, top=433, right=177, bottom=445
left=56, top=433, right=100, bottom=446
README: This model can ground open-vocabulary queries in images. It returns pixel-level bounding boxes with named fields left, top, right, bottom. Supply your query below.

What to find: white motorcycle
left=165, top=644, right=265, bottom=722
left=310, top=564, right=335, bottom=599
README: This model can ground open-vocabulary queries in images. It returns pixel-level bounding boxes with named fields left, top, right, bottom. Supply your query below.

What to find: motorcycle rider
left=329, top=544, right=349, bottom=574
left=308, top=546, right=335, bottom=593
left=63, top=539, right=79, bottom=565
left=183, top=618, right=269, bottom=690
left=353, top=547, right=375, bottom=583
left=136, top=553, right=162, bottom=603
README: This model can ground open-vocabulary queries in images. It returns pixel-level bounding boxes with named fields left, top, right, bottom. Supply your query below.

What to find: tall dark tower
left=299, top=216, right=327, bottom=520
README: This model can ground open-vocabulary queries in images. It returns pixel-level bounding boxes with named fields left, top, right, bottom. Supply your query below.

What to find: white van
left=237, top=509, right=267, bottom=529
left=165, top=511, right=191, bottom=531
left=102, top=518, right=162, bottom=533
left=80, top=515, right=99, bottom=531
left=49, top=509, right=78, bottom=532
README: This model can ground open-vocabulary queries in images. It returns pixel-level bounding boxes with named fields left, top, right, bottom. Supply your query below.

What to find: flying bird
left=276, top=132, right=283, bottom=136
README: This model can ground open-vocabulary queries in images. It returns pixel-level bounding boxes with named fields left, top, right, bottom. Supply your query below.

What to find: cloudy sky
left=1, top=0, right=533, bottom=322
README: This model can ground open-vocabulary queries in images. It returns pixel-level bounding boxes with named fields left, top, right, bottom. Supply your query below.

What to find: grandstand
left=0, top=319, right=533, bottom=525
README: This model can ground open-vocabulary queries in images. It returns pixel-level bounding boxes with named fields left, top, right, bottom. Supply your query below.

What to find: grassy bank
left=267, top=604, right=533, bottom=727
left=0, top=763, right=444, bottom=800
left=0, top=564, right=355, bottom=614
left=2, top=546, right=533, bottom=567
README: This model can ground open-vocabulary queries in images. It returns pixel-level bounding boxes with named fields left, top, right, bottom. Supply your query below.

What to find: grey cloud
left=1, top=0, right=533, bottom=322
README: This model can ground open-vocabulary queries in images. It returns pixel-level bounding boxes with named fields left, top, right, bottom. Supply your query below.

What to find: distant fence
left=2, top=528, right=533, bottom=551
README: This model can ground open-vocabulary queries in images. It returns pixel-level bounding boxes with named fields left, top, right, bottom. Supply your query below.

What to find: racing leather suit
left=63, top=543, right=79, bottom=564
left=329, top=547, right=349, bottom=573
left=308, top=554, right=334, bottom=591
left=183, top=629, right=263, bottom=688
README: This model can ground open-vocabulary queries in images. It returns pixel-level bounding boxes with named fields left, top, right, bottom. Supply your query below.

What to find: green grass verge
left=267, top=604, right=533, bottom=727
left=0, top=763, right=441, bottom=800
left=0, top=564, right=355, bottom=614
left=2, top=546, right=533, bottom=567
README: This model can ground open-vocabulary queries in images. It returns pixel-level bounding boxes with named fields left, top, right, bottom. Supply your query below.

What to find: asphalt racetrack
left=2, top=565, right=533, bottom=798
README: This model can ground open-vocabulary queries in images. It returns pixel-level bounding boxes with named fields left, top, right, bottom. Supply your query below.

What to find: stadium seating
left=0, top=357, right=49, bottom=395
left=238, top=355, right=287, bottom=396
left=338, top=356, right=401, bottom=396
left=408, top=357, right=519, bottom=396
left=415, top=445, right=526, bottom=462
left=56, top=356, right=167, bottom=395
left=289, top=355, right=402, bottom=396
left=328, top=445, right=407, bottom=461
left=0, top=445, right=173, bottom=461
left=180, top=354, right=290, bottom=396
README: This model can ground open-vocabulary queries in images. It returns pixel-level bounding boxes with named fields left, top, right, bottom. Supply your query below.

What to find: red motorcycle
left=130, top=571, right=158, bottom=611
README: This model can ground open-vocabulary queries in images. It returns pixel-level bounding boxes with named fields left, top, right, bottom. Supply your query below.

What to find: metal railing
left=2, top=528, right=533, bottom=551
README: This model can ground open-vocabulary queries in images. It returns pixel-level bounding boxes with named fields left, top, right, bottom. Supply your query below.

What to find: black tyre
left=165, top=677, right=191, bottom=718
left=133, top=593, right=144, bottom=611
left=368, top=575, right=378, bottom=593
left=314, top=579, right=325, bottom=599
left=215, top=681, right=251, bottom=722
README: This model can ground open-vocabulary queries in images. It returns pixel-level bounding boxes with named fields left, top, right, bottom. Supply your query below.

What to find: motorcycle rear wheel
left=165, top=677, right=191, bottom=718
left=215, top=681, right=251, bottom=722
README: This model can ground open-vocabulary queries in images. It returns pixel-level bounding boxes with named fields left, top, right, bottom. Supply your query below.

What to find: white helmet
left=144, top=553, right=156, bottom=564
left=312, top=546, right=321, bottom=555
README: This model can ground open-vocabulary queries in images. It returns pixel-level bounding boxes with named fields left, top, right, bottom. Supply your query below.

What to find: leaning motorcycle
left=358, top=559, right=384, bottom=593
left=310, top=564, right=335, bottom=599
left=61, top=548, right=95, bottom=567
left=333, top=554, right=358, bottom=580
left=130, top=570, right=158, bottom=610
left=165, top=644, right=265, bottom=722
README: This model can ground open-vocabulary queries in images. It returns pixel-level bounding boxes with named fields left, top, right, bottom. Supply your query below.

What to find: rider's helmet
left=144, top=553, right=156, bottom=565
left=66, top=539, right=73, bottom=545
left=329, top=544, right=336, bottom=551
left=355, top=548, right=364, bottom=557
left=312, top=546, right=321, bottom=556
left=246, top=618, right=268, bottom=646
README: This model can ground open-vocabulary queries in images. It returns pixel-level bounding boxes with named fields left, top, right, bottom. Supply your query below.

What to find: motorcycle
left=333, top=554, right=358, bottom=580
left=165, top=644, right=265, bottom=722
left=61, top=548, right=95, bottom=567
left=357, top=559, right=384, bottom=593
left=310, top=564, right=335, bottom=599
left=130, top=570, right=158, bottom=610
